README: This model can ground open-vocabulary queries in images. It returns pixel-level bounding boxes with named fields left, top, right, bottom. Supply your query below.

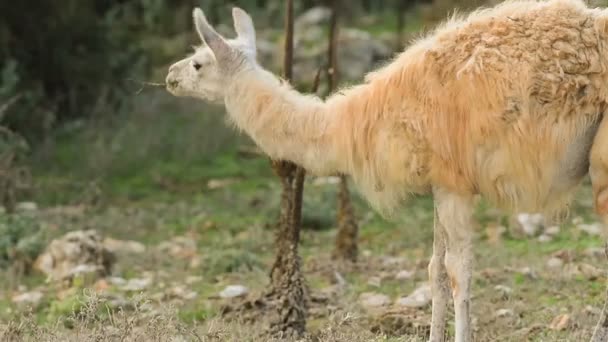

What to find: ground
left=0, top=93, right=606, bottom=342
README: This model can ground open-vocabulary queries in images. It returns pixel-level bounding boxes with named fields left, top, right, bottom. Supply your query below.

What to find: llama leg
left=435, top=188, right=474, bottom=342
left=428, top=204, right=450, bottom=342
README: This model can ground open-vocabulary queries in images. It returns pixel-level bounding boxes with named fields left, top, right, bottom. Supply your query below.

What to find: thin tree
left=265, top=0, right=308, bottom=336
left=327, top=0, right=360, bottom=263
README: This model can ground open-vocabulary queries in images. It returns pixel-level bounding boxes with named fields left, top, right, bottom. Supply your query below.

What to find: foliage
left=0, top=213, right=45, bottom=270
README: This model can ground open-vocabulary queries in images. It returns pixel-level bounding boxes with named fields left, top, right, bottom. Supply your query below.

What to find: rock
left=288, top=26, right=394, bottom=84
left=577, top=222, right=604, bottom=236
left=295, top=6, right=331, bottom=28
left=34, top=230, right=114, bottom=283
left=312, top=176, right=341, bottom=186
left=103, top=238, right=146, bottom=254
left=395, top=283, right=432, bottom=308
left=157, top=236, right=197, bottom=259
left=584, top=247, right=606, bottom=258
left=516, top=213, right=545, bottom=236
left=367, top=276, right=382, bottom=287
left=577, top=263, right=605, bottom=280
left=546, top=257, right=564, bottom=269
left=545, top=225, right=560, bottom=236
left=16, top=202, right=38, bottom=212
left=538, top=234, right=552, bottom=243
left=395, top=270, right=415, bottom=280
left=494, top=285, right=513, bottom=299
left=519, top=266, right=539, bottom=279
left=108, top=277, right=127, bottom=286
left=219, top=285, right=248, bottom=299
left=549, top=314, right=571, bottom=331
left=120, top=278, right=152, bottom=292
left=207, top=178, right=239, bottom=189
left=185, top=276, right=203, bottom=285
left=167, top=286, right=197, bottom=300
left=12, top=291, right=43, bottom=307
left=494, top=308, right=514, bottom=318
left=359, top=292, right=391, bottom=309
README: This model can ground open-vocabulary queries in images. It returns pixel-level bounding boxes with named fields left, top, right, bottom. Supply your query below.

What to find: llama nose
left=166, top=75, right=179, bottom=89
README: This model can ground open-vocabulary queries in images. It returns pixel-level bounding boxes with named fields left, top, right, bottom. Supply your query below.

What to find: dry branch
left=591, top=243, right=608, bottom=341
left=327, top=0, right=359, bottom=263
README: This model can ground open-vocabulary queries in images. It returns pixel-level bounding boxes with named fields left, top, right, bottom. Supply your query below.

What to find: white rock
left=547, top=257, right=564, bottom=269
left=395, top=270, right=415, bottom=280
left=545, top=225, right=560, bottom=236
left=12, top=291, right=43, bottom=306
left=395, top=282, right=432, bottom=308
left=185, top=276, right=203, bottom=285
left=104, top=238, right=146, bottom=254
left=108, top=277, right=127, bottom=286
left=494, top=285, right=513, bottom=297
left=577, top=222, right=604, bottom=236
left=295, top=6, right=331, bottom=28
left=538, top=234, right=553, bottom=243
left=312, top=176, right=341, bottom=186
left=120, top=278, right=152, bottom=292
left=359, top=292, right=391, bottom=309
left=219, top=285, right=248, bottom=299
left=494, top=308, right=514, bottom=318
left=16, top=202, right=38, bottom=212
left=516, top=213, right=544, bottom=236
left=367, top=276, right=382, bottom=287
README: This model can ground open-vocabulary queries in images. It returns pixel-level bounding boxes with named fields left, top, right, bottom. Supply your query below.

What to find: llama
left=166, top=1, right=608, bottom=341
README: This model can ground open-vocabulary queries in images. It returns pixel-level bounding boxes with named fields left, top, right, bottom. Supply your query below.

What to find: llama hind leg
left=428, top=204, right=450, bottom=342
left=435, top=188, right=474, bottom=342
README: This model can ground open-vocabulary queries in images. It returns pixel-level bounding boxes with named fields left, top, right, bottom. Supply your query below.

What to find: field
left=0, top=89, right=606, bottom=342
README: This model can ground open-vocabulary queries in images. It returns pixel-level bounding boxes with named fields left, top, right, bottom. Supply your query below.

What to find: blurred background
left=0, top=0, right=478, bottom=210
left=1, top=1, right=607, bottom=341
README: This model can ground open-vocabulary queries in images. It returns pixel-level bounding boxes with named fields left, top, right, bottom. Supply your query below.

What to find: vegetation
left=0, top=0, right=607, bottom=341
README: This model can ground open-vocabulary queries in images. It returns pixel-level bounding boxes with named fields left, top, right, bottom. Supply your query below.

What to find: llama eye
left=193, top=62, right=202, bottom=70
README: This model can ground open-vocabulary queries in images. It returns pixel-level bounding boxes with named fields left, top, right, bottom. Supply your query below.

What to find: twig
left=590, top=242, right=608, bottom=342
left=0, top=94, right=22, bottom=122
left=125, top=78, right=166, bottom=95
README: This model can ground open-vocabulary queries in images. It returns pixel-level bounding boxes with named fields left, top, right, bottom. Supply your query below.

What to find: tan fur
left=214, top=0, right=608, bottom=219
left=167, top=2, right=608, bottom=339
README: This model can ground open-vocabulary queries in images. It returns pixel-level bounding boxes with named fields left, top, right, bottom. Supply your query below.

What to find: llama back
left=340, top=0, right=608, bottom=217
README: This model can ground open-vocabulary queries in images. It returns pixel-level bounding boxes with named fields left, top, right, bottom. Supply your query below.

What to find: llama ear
left=232, top=7, right=256, bottom=48
left=193, top=8, right=232, bottom=59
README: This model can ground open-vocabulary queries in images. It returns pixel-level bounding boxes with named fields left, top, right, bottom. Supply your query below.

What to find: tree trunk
left=265, top=0, right=308, bottom=337
left=326, top=0, right=359, bottom=263
left=267, top=161, right=307, bottom=337
left=333, top=175, right=359, bottom=262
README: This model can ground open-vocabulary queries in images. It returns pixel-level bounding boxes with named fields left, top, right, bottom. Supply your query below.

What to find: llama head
left=166, top=7, right=257, bottom=103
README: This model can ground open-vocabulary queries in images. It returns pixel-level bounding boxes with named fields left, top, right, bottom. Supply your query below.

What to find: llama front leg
left=428, top=204, right=450, bottom=342
left=435, top=188, right=474, bottom=342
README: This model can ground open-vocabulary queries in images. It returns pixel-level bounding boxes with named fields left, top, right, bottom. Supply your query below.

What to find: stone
left=546, top=257, right=564, bottom=269
left=103, top=238, right=145, bottom=254
left=577, top=222, right=604, bottom=236
left=549, top=314, right=571, bottom=331
left=11, top=291, right=43, bottom=307
left=395, top=283, right=431, bottom=308
left=359, top=292, right=391, bottom=309
left=395, top=270, right=415, bottom=280
left=516, top=213, right=544, bottom=236
left=120, top=278, right=152, bottom=292
left=219, top=285, right=248, bottom=299
left=34, top=230, right=114, bottom=283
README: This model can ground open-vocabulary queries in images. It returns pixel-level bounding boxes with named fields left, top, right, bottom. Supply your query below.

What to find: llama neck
left=224, top=67, right=344, bottom=176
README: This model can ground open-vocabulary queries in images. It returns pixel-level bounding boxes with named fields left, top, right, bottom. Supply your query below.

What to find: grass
left=0, top=81, right=605, bottom=342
